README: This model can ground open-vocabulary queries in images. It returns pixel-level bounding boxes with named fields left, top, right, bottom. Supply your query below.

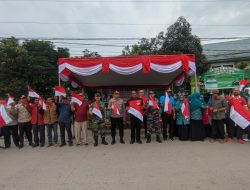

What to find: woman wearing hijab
left=175, top=95, right=190, bottom=141
left=189, top=92, right=207, bottom=141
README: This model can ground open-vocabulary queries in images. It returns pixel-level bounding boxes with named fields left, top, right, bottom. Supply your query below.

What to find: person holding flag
left=16, top=95, right=33, bottom=148
left=89, top=93, right=108, bottom=147
left=160, top=88, right=175, bottom=141
left=108, top=90, right=126, bottom=145
left=145, top=91, right=162, bottom=143
left=227, top=88, right=248, bottom=144
left=175, top=95, right=190, bottom=141
left=30, top=98, right=45, bottom=147
left=138, top=90, right=148, bottom=138
left=126, top=90, right=143, bottom=144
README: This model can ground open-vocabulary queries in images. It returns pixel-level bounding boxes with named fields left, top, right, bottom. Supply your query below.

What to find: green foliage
left=0, top=37, right=70, bottom=98
left=122, top=16, right=208, bottom=74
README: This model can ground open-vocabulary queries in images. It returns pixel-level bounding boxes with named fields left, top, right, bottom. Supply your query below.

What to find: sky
left=0, top=0, right=250, bottom=56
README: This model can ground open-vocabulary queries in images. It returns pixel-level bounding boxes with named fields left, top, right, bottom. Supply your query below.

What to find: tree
left=82, top=49, right=100, bottom=57
left=122, top=17, right=208, bottom=74
left=0, top=37, right=70, bottom=98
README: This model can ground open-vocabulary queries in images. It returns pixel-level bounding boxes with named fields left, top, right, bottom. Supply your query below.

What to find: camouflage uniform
left=146, top=99, right=161, bottom=137
left=89, top=101, right=106, bottom=138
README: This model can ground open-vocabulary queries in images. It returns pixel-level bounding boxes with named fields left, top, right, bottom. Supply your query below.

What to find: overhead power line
left=0, top=0, right=249, bottom=2
left=0, top=21, right=250, bottom=27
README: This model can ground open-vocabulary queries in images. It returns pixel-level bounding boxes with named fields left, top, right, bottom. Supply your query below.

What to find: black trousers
left=161, top=112, right=174, bottom=139
left=32, top=125, right=45, bottom=146
left=178, top=124, right=189, bottom=141
left=18, top=122, right=32, bottom=146
left=190, top=120, right=205, bottom=141
left=211, top=119, right=225, bottom=140
left=110, top=117, right=124, bottom=140
left=2, top=125, right=19, bottom=148
left=143, top=115, right=147, bottom=137
left=130, top=115, right=141, bottom=141
left=59, top=122, right=72, bottom=144
left=227, top=118, right=244, bottom=139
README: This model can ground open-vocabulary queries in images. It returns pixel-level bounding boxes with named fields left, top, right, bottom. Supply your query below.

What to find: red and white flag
left=239, top=80, right=249, bottom=91
left=39, top=97, right=46, bottom=110
left=164, top=93, right=172, bottom=114
left=128, top=100, right=143, bottom=121
left=7, top=95, right=14, bottom=106
left=71, top=93, right=82, bottom=106
left=230, top=98, right=250, bottom=129
left=92, top=102, right=103, bottom=119
left=148, top=98, right=159, bottom=109
left=28, top=87, right=40, bottom=98
left=55, top=86, right=66, bottom=97
left=181, top=99, right=189, bottom=119
left=111, top=101, right=120, bottom=115
left=0, top=105, right=12, bottom=127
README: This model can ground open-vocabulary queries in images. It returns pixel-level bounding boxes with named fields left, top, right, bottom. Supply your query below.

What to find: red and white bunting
left=230, top=99, right=250, bottom=129
left=28, top=87, right=40, bottom=98
left=128, top=100, right=143, bottom=121
left=55, top=86, right=66, bottom=97
left=92, top=103, right=103, bottom=119
left=181, top=99, right=189, bottom=119
left=71, top=93, right=82, bottom=106
left=0, top=105, right=12, bottom=127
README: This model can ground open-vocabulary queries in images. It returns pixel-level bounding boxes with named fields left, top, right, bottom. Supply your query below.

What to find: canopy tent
left=58, top=54, right=196, bottom=88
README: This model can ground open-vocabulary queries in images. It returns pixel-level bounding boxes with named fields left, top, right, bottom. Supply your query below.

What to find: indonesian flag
left=239, top=80, right=249, bottom=91
left=0, top=105, right=12, bottom=127
left=7, top=95, right=14, bottom=106
left=71, top=93, right=82, bottom=106
left=148, top=98, right=159, bottom=109
left=111, top=101, right=120, bottom=115
left=28, top=87, right=40, bottom=98
left=55, top=86, right=66, bottom=97
left=128, top=100, right=143, bottom=121
left=164, top=93, right=172, bottom=114
left=230, top=98, right=250, bottom=129
left=39, top=97, right=46, bottom=110
left=181, top=99, right=189, bottom=119
left=92, top=102, right=103, bottom=119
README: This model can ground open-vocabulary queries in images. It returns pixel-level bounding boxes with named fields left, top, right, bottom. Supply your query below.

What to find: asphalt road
left=0, top=130, right=250, bottom=190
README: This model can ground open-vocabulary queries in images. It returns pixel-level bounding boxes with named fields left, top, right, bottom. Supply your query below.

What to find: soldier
left=89, top=93, right=108, bottom=147
left=145, top=91, right=162, bottom=143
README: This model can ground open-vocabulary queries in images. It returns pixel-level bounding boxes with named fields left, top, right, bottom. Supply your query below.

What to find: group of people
left=1, top=87, right=250, bottom=149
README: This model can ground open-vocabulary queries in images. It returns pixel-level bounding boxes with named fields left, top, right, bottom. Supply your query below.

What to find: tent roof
left=58, top=55, right=196, bottom=88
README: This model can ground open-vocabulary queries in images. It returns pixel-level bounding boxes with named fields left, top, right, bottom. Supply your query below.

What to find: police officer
left=89, top=93, right=108, bottom=147
left=145, top=91, right=162, bottom=143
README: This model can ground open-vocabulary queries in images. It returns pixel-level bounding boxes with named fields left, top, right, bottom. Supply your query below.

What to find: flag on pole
left=92, top=102, right=103, bottom=119
left=0, top=105, right=12, bottom=127
left=71, top=93, right=82, bottom=106
left=111, top=101, right=120, bottom=115
left=55, top=86, right=66, bottom=97
left=28, top=87, right=40, bottom=98
left=230, top=98, right=250, bottom=129
left=181, top=99, right=189, bottom=119
left=239, top=80, right=249, bottom=91
left=7, top=95, right=14, bottom=106
left=128, top=100, right=143, bottom=121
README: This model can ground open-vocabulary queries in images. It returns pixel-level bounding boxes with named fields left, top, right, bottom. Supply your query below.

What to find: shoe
left=94, top=136, right=98, bottom=147
left=111, top=138, right=116, bottom=145
left=84, top=143, right=89, bottom=146
left=59, top=143, right=66, bottom=147
left=130, top=140, right=135, bottom=144
left=226, top=137, right=232, bottom=142
left=170, top=137, right=174, bottom=141
left=32, top=144, right=38, bottom=148
left=40, top=144, right=44, bottom=147
left=68, top=143, right=73, bottom=147
left=136, top=140, right=142, bottom=144
left=243, top=138, right=250, bottom=142
left=209, top=139, right=215, bottom=143
left=101, top=137, right=108, bottom=145
left=19, top=144, right=24, bottom=148
left=54, top=144, right=58, bottom=147
left=146, top=136, right=151, bottom=143
left=237, top=138, right=244, bottom=144
left=219, top=139, right=225, bottom=144
left=156, top=136, right=162, bottom=143
left=76, top=143, right=81, bottom=146
left=163, top=136, right=168, bottom=141
left=47, top=143, right=53, bottom=147
left=120, top=139, right=125, bottom=144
